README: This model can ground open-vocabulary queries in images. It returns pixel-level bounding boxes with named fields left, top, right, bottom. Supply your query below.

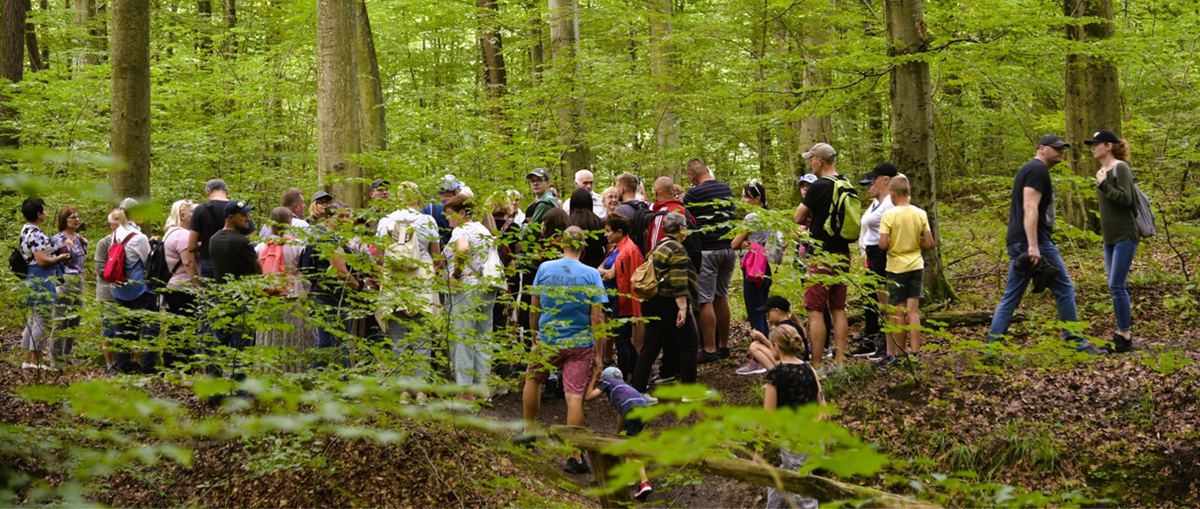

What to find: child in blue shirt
left=586, top=367, right=653, bottom=500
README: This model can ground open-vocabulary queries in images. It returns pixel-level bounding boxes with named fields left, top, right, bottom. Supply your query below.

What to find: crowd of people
left=12, top=133, right=1144, bottom=497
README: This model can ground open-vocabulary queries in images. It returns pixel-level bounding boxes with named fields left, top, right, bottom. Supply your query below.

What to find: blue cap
left=223, top=200, right=255, bottom=216
left=601, top=366, right=623, bottom=381
left=438, top=175, right=462, bottom=193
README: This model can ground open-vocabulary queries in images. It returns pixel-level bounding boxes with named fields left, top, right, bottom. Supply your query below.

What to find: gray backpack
left=1132, top=182, right=1156, bottom=238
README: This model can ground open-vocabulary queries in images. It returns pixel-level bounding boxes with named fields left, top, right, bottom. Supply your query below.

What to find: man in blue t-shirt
left=422, top=174, right=461, bottom=247
left=987, top=134, right=1101, bottom=354
left=518, top=226, right=608, bottom=474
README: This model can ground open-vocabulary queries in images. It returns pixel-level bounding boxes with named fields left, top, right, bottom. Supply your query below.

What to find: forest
left=1, top=0, right=1199, bottom=507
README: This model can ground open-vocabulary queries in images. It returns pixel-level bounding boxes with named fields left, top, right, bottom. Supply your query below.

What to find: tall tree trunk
left=109, top=0, right=152, bottom=200
left=25, top=2, right=43, bottom=72
left=1, top=0, right=26, bottom=149
left=317, top=0, right=362, bottom=207
left=526, top=0, right=544, bottom=81
left=73, top=0, right=99, bottom=69
left=548, top=0, right=589, bottom=182
left=1063, top=0, right=1119, bottom=233
left=477, top=0, right=507, bottom=133
left=648, top=0, right=679, bottom=179
left=355, top=0, right=386, bottom=151
left=790, top=25, right=831, bottom=205
left=884, top=0, right=955, bottom=303
left=196, top=0, right=212, bottom=54
left=221, top=0, right=237, bottom=54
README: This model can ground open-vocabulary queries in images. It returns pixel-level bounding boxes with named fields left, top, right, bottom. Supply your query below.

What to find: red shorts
left=804, top=251, right=850, bottom=311
left=527, top=345, right=595, bottom=395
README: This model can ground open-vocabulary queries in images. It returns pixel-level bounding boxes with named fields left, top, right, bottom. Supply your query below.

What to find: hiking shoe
left=697, top=350, right=721, bottom=364
left=634, top=481, right=653, bottom=501
left=564, top=457, right=591, bottom=474
left=1079, top=344, right=1106, bottom=356
left=735, top=360, right=767, bottom=375
left=874, top=355, right=899, bottom=369
left=1111, top=333, right=1133, bottom=353
left=717, top=347, right=732, bottom=359
left=643, top=394, right=659, bottom=406
left=850, top=343, right=877, bottom=357
left=510, top=433, right=537, bottom=450
left=650, top=374, right=678, bottom=386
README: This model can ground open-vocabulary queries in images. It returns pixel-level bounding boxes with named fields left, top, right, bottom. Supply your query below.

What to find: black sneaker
left=510, top=433, right=536, bottom=450
left=650, top=374, right=678, bottom=386
left=717, top=347, right=732, bottom=359
left=1111, top=333, right=1133, bottom=353
left=564, top=456, right=591, bottom=474
left=697, top=350, right=721, bottom=364
left=850, top=343, right=877, bottom=357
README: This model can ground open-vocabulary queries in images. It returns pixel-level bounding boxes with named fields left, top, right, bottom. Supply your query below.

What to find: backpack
left=102, top=232, right=139, bottom=284
left=258, top=240, right=292, bottom=296
left=623, top=200, right=655, bottom=254
left=384, top=217, right=424, bottom=273
left=473, top=229, right=507, bottom=293
left=766, top=230, right=786, bottom=265
left=1131, top=182, right=1156, bottom=238
left=822, top=174, right=862, bottom=241
left=631, top=256, right=662, bottom=300
left=9, top=247, right=28, bottom=279
left=145, top=228, right=184, bottom=291
left=741, top=243, right=768, bottom=286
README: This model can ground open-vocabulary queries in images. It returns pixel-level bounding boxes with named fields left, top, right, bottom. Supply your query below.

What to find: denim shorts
left=887, top=269, right=925, bottom=303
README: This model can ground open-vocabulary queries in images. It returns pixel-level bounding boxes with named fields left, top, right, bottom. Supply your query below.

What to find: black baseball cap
left=526, top=168, right=551, bottom=181
left=223, top=200, right=255, bottom=216
left=1084, top=129, right=1120, bottom=146
left=312, top=191, right=333, bottom=203
left=860, top=162, right=899, bottom=186
left=369, top=178, right=390, bottom=191
left=1038, top=134, right=1070, bottom=149
left=756, top=295, right=791, bottom=313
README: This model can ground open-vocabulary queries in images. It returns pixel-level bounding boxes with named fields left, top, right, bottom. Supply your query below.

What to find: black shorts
left=887, top=269, right=925, bottom=304
left=623, top=414, right=645, bottom=437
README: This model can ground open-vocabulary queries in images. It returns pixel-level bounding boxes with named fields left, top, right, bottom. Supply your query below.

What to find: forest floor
left=2, top=243, right=1200, bottom=507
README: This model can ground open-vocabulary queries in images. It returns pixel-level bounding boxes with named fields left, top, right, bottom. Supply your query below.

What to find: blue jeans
left=615, top=319, right=637, bottom=379
left=743, top=267, right=772, bottom=337
left=988, top=241, right=1088, bottom=348
left=1104, top=238, right=1138, bottom=332
left=314, top=302, right=352, bottom=369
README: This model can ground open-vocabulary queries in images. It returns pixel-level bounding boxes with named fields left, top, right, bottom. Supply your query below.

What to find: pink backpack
left=102, top=232, right=139, bottom=284
left=742, top=243, right=768, bottom=286
left=258, top=239, right=290, bottom=296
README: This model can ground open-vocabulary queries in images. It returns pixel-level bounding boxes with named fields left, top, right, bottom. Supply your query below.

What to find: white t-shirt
left=114, top=223, right=150, bottom=265
left=259, top=215, right=310, bottom=237
left=443, top=221, right=492, bottom=285
left=376, top=208, right=439, bottom=263
left=562, top=190, right=608, bottom=219
left=860, top=195, right=894, bottom=249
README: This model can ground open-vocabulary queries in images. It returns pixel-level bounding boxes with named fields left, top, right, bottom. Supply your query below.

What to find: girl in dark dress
left=762, top=323, right=823, bottom=509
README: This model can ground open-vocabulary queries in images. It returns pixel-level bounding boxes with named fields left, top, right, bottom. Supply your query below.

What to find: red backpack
left=102, top=232, right=139, bottom=284
left=258, top=240, right=291, bottom=296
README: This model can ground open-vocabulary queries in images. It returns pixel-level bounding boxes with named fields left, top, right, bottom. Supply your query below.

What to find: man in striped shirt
left=683, top=159, right=736, bottom=364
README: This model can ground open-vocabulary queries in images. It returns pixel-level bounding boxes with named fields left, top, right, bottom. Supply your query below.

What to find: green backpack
left=822, top=174, right=861, bottom=241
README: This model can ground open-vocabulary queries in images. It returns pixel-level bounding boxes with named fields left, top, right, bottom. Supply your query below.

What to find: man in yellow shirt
left=878, top=175, right=934, bottom=367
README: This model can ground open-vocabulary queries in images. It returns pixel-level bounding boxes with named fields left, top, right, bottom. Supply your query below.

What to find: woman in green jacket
left=1088, top=129, right=1138, bottom=354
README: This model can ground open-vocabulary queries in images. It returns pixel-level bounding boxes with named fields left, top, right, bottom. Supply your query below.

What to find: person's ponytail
left=1112, top=139, right=1131, bottom=163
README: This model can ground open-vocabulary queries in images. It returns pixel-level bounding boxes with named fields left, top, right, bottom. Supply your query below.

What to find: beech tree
left=548, top=0, right=589, bottom=181
left=317, top=0, right=363, bottom=207
left=356, top=0, right=386, bottom=152
left=109, top=0, right=151, bottom=200
left=1, top=0, right=27, bottom=149
left=885, top=0, right=954, bottom=302
left=648, top=0, right=679, bottom=178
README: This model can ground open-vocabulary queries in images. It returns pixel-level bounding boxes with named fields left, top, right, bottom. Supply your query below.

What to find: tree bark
left=789, top=25, right=831, bottom=205
left=109, top=0, right=152, bottom=200
left=355, top=0, right=386, bottom=151
left=221, top=0, right=237, bottom=54
left=25, top=0, right=43, bottom=71
left=73, top=0, right=100, bottom=68
left=548, top=0, right=589, bottom=182
left=1, top=0, right=26, bottom=149
left=884, top=0, right=955, bottom=303
left=197, top=0, right=212, bottom=54
left=1062, top=0, right=1119, bottom=233
left=317, top=0, right=363, bottom=207
left=648, top=0, right=679, bottom=179
left=526, top=0, right=544, bottom=81
left=477, top=0, right=507, bottom=133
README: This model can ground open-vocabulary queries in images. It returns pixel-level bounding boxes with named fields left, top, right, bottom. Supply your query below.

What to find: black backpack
left=9, top=247, right=28, bottom=279
left=145, top=229, right=184, bottom=291
left=623, top=200, right=654, bottom=253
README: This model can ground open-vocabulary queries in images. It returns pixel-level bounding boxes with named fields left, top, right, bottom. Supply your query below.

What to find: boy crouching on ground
left=585, top=367, right=653, bottom=500
left=877, top=175, right=934, bottom=367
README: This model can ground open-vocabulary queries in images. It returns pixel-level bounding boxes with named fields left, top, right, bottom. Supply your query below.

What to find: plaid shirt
left=649, top=238, right=696, bottom=306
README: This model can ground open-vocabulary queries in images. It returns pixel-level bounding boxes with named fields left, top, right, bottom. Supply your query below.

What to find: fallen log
left=548, top=425, right=940, bottom=509
left=921, top=311, right=1025, bottom=328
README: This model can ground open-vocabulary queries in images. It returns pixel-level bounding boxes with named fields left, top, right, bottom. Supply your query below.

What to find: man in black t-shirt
left=791, top=143, right=851, bottom=369
left=987, top=134, right=1101, bottom=354
left=682, top=159, right=736, bottom=364
left=205, top=200, right=263, bottom=383
left=187, top=179, right=257, bottom=281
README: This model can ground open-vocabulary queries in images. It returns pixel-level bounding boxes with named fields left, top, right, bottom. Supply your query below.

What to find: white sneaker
left=682, top=390, right=719, bottom=403
left=643, top=395, right=659, bottom=406
left=21, top=362, right=38, bottom=370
